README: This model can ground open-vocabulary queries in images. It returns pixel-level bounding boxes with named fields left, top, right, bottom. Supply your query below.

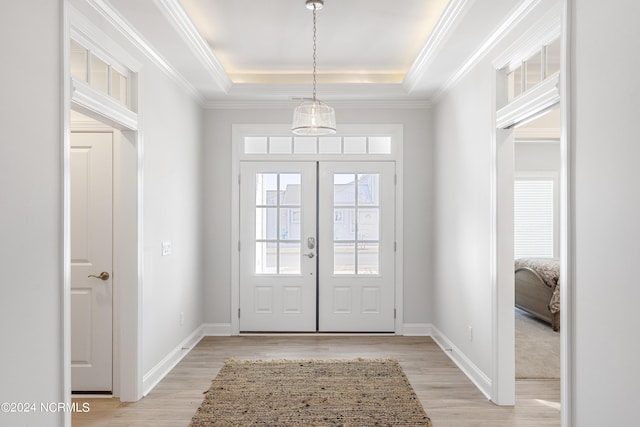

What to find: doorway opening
left=239, top=161, right=396, bottom=332
left=70, top=112, right=115, bottom=394
left=67, top=108, right=141, bottom=400
left=513, top=109, right=561, bottom=401
left=230, top=124, right=405, bottom=335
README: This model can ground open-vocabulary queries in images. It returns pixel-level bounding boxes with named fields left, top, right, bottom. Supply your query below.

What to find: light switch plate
left=161, top=241, right=172, bottom=256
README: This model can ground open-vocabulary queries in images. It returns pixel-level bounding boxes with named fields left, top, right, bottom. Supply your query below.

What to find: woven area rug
left=190, top=358, right=432, bottom=426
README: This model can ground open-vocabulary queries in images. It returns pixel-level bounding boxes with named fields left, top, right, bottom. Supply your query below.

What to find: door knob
left=303, top=253, right=315, bottom=259
left=88, top=272, right=110, bottom=280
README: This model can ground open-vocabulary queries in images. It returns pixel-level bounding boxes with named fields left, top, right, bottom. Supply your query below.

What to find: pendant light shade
left=292, top=0, right=336, bottom=136
left=292, top=99, right=336, bottom=135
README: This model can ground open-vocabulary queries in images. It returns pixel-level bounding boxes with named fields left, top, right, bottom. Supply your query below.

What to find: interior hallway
left=73, top=336, right=560, bottom=426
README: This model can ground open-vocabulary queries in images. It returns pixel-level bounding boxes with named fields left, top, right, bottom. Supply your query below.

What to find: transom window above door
left=70, top=39, right=131, bottom=107
left=243, top=136, right=392, bottom=155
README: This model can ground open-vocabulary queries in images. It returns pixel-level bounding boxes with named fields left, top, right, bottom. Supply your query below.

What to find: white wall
left=570, top=1, right=640, bottom=424
left=432, top=0, right=560, bottom=385
left=203, top=106, right=433, bottom=327
left=68, top=0, right=205, bottom=386
left=139, top=60, right=204, bottom=375
left=0, top=1, right=65, bottom=426
left=433, top=62, right=496, bottom=374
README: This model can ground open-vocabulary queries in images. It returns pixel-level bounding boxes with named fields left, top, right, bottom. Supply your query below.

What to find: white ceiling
left=100, top=0, right=523, bottom=105
left=179, top=0, right=448, bottom=84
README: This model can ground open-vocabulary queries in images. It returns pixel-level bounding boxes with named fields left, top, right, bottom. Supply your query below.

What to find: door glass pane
left=245, top=137, right=268, bottom=154
left=357, top=174, right=379, bottom=205
left=256, top=242, right=277, bottom=274
left=334, top=174, right=355, bottom=206
left=319, top=137, right=341, bottom=154
left=256, top=173, right=278, bottom=205
left=332, top=172, right=382, bottom=276
left=334, top=243, right=355, bottom=275
left=546, top=38, right=561, bottom=77
left=334, top=208, right=355, bottom=240
left=358, top=243, right=379, bottom=275
left=507, top=65, right=522, bottom=101
left=525, top=50, right=542, bottom=90
left=343, top=137, right=367, bottom=154
left=279, top=174, right=300, bottom=205
left=90, top=54, right=109, bottom=94
left=255, top=208, right=277, bottom=240
left=280, top=208, right=300, bottom=240
left=269, top=137, right=292, bottom=154
left=358, top=208, right=379, bottom=240
left=111, top=68, right=127, bottom=104
left=368, top=137, right=391, bottom=154
left=255, top=172, right=303, bottom=276
left=279, top=242, right=301, bottom=275
left=70, top=40, right=88, bottom=82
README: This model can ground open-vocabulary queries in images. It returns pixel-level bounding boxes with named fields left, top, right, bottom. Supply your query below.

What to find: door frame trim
left=63, top=3, right=144, bottom=416
left=231, top=124, right=404, bottom=335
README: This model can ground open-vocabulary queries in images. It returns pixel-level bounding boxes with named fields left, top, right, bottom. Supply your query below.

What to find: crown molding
left=86, top=0, right=205, bottom=106
left=403, top=0, right=474, bottom=94
left=204, top=99, right=431, bottom=110
left=432, top=0, right=544, bottom=102
left=154, top=0, right=233, bottom=93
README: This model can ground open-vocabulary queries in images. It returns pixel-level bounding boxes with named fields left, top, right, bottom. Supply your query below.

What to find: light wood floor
left=73, top=336, right=560, bottom=426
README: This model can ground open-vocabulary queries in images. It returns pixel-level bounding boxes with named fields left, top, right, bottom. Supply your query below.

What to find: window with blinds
left=514, top=179, right=554, bottom=258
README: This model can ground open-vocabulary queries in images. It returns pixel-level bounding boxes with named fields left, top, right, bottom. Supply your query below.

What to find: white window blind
left=514, top=180, right=554, bottom=258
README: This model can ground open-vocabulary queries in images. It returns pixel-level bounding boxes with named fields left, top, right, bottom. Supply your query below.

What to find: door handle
left=303, top=253, right=315, bottom=259
left=88, top=272, right=110, bottom=280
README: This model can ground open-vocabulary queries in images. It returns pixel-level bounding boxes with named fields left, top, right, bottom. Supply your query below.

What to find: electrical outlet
left=468, top=325, right=473, bottom=342
left=161, top=241, right=172, bottom=256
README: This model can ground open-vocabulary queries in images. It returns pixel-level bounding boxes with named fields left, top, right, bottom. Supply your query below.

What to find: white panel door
left=239, top=162, right=317, bottom=331
left=318, top=162, right=396, bottom=332
left=71, top=132, right=113, bottom=392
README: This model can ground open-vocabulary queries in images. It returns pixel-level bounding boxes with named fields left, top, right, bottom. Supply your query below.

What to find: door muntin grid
left=332, top=173, right=381, bottom=275
left=254, top=173, right=303, bottom=275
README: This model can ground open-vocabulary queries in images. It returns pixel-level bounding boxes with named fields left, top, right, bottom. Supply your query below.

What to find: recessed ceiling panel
left=179, top=0, right=449, bottom=83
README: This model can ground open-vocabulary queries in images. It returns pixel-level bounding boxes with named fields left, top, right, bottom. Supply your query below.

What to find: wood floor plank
left=73, top=336, right=560, bottom=426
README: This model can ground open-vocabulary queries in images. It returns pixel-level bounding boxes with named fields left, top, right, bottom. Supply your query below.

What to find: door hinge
left=394, top=308, right=396, bottom=319
left=238, top=174, right=241, bottom=185
left=394, top=174, right=397, bottom=185
left=394, top=242, right=397, bottom=252
left=238, top=241, right=241, bottom=251
left=238, top=308, right=241, bottom=318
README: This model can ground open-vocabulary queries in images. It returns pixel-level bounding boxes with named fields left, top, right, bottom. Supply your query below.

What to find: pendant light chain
left=291, top=0, right=336, bottom=136
left=312, top=4, right=317, bottom=101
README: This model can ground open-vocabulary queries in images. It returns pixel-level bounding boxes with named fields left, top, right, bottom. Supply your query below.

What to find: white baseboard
left=142, top=325, right=204, bottom=396
left=402, top=323, right=433, bottom=336
left=202, top=323, right=232, bottom=336
left=430, top=325, right=492, bottom=400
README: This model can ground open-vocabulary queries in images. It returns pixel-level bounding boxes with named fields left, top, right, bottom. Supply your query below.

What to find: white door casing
left=239, top=161, right=317, bottom=331
left=318, top=162, right=396, bottom=332
left=71, top=132, right=113, bottom=392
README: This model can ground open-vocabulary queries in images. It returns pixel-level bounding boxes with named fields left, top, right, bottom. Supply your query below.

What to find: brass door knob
left=88, top=272, right=110, bottom=280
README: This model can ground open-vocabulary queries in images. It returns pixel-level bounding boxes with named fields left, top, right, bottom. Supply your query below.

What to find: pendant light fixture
left=292, top=0, right=336, bottom=136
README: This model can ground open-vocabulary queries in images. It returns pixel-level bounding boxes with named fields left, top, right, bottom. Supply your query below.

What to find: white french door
left=239, top=161, right=395, bottom=332
left=239, top=162, right=318, bottom=331
left=318, top=162, right=396, bottom=332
